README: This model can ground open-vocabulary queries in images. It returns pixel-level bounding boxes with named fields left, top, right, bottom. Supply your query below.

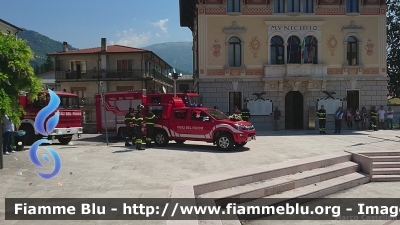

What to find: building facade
left=176, top=74, right=195, bottom=92
left=180, top=0, right=387, bottom=130
left=0, top=18, right=22, bottom=35
left=48, top=38, right=174, bottom=123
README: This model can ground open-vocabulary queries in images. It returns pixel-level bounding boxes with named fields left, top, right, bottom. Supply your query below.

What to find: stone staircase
left=169, top=151, right=400, bottom=225
left=352, top=151, right=400, bottom=182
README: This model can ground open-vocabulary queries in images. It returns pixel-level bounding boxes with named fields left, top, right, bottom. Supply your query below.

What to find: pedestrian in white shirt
left=2, top=115, right=15, bottom=155
left=386, top=107, right=394, bottom=129
left=377, top=106, right=386, bottom=130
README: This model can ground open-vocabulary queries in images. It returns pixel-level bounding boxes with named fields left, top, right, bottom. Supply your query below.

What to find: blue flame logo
left=29, top=89, right=61, bottom=179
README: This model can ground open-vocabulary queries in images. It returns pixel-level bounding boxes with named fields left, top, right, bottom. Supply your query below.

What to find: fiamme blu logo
left=29, top=89, right=61, bottom=179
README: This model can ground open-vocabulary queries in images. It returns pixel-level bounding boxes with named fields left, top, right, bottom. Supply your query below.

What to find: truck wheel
left=235, top=142, right=247, bottom=147
left=21, top=124, right=37, bottom=145
left=58, top=137, right=72, bottom=145
left=155, top=131, right=169, bottom=147
left=216, top=133, right=233, bottom=150
left=175, top=140, right=186, bottom=144
left=118, top=127, right=128, bottom=140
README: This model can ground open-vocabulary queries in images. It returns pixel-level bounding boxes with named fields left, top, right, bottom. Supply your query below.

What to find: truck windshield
left=206, top=109, right=229, bottom=120
left=58, top=96, right=80, bottom=109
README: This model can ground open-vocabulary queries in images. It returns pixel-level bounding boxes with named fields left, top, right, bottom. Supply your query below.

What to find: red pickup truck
left=147, top=101, right=256, bottom=150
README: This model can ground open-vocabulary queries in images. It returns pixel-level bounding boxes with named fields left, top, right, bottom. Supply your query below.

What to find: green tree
left=0, top=32, right=42, bottom=124
left=44, top=56, right=54, bottom=71
left=387, top=0, right=400, bottom=97
left=1, top=32, right=42, bottom=168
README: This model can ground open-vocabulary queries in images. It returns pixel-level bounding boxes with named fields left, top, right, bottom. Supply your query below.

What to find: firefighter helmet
left=137, top=104, right=144, bottom=110
left=128, top=107, right=133, bottom=112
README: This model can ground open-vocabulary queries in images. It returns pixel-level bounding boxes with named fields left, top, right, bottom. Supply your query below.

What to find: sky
left=0, top=0, right=193, bottom=49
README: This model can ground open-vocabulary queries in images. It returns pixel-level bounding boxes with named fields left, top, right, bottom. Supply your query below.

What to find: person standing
left=346, top=108, right=353, bottom=130
left=241, top=105, right=251, bottom=121
left=317, top=105, right=327, bottom=134
left=334, top=107, right=344, bottom=134
left=2, top=115, right=15, bottom=155
left=386, top=107, right=395, bottom=129
left=361, top=107, right=368, bottom=130
left=135, top=104, right=145, bottom=150
left=370, top=106, right=378, bottom=131
left=232, top=106, right=242, bottom=120
left=354, top=108, right=361, bottom=130
left=124, top=107, right=135, bottom=147
left=377, top=106, right=386, bottom=130
left=274, top=107, right=281, bottom=131
left=145, top=106, right=156, bottom=147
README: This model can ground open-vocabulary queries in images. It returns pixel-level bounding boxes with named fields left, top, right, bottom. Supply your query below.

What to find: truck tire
left=235, top=142, right=247, bottom=147
left=21, top=124, right=38, bottom=145
left=118, top=127, right=128, bottom=140
left=216, top=133, right=233, bottom=150
left=155, top=131, right=169, bottom=147
left=58, top=137, right=72, bottom=145
left=175, top=140, right=186, bottom=144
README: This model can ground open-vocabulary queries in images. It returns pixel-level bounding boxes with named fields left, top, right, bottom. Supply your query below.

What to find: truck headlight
left=234, top=124, right=246, bottom=130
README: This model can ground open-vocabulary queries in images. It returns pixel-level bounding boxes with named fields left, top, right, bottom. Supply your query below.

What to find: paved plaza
left=1, top=128, right=400, bottom=225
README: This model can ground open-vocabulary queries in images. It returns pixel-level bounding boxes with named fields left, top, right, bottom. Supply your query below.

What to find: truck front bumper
left=48, top=127, right=83, bottom=136
left=234, top=131, right=256, bottom=143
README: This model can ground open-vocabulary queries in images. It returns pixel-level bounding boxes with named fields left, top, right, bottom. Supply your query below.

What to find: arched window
left=227, top=0, right=240, bottom=13
left=347, top=36, right=358, bottom=65
left=346, top=0, right=358, bottom=13
left=228, top=37, right=241, bottom=67
left=303, top=36, right=318, bottom=64
left=270, top=36, right=284, bottom=65
left=287, top=36, right=301, bottom=64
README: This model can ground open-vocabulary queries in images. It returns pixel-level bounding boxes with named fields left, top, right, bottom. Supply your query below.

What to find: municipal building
left=179, top=0, right=387, bottom=130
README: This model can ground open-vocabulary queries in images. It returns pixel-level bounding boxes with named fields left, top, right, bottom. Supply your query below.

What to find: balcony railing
left=55, top=69, right=173, bottom=85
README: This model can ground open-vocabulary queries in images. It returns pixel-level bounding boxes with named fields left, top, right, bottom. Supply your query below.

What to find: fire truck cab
left=145, top=98, right=256, bottom=150
left=19, top=91, right=83, bottom=145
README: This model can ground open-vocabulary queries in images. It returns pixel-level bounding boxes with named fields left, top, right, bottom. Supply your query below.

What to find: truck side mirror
left=202, top=116, right=210, bottom=122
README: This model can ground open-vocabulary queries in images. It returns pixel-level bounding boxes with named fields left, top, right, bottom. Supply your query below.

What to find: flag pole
left=300, top=34, right=307, bottom=65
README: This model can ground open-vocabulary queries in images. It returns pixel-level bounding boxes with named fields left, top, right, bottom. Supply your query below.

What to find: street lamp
left=169, top=68, right=182, bottom=97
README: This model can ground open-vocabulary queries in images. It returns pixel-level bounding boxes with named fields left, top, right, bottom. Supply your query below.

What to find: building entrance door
left=285, top=91, right=303, bottom=129
left=229, top=92, right=242, bottom=115
left=346, top=90, right=359, bottom=111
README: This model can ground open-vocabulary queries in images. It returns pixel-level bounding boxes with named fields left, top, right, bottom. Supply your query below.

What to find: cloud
left=111, top=30, right=151, bottom=47
left=156, top=33, right=160, bottom=37
left=151, top=19, right=169, bottom=33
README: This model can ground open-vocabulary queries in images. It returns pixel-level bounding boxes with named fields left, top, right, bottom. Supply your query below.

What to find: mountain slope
left=18, top=29, right=77, bottom=67
left=144, top=42, right=193, bottom=74
left=18, top=29, right=193, bottom=74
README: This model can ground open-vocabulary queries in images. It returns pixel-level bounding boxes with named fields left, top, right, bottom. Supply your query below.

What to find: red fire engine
left=95, top=90, right=256, bottom=150
left=95, top=89, right=201, bottom=139
left=18, top=91, right=83, bottom=145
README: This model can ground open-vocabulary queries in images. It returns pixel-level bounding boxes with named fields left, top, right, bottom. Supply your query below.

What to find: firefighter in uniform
left=317, top=105, right=327, bottom=134
left=135, top=104, right=145, bottom=150
left=241, top=105, right=251, bottom=121
left=124, top=107, right=135, bottom=146
left=145, top=106, right=156, bottom=147
left=370, top=106, right=378, bottom=131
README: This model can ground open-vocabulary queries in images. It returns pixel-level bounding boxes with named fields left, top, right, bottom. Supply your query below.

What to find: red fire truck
left=19, top=91, right=83, bottom=145
left=95, top=90, right=201, bottom=139
left=95, top=90, right=256, bottom=150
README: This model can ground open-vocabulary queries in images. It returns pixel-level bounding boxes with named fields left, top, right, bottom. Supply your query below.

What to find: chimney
left=101, top=38, right=107, bottom=52
left=63, top=42, right=68, bottom=52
